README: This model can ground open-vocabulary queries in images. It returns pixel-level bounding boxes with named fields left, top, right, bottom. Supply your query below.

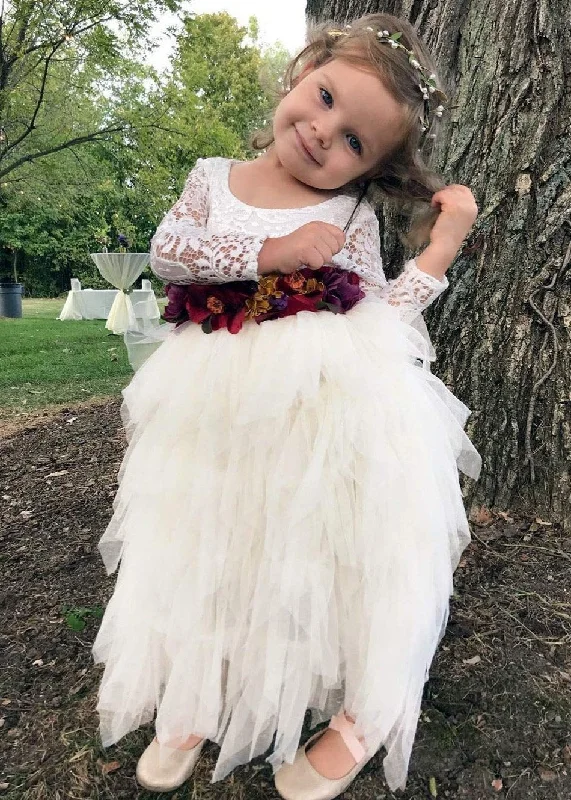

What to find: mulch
left=1, top=400, right=570, bottom=799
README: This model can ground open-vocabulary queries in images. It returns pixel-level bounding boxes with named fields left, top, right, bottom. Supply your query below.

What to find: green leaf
left=390, top=32, right=403, bottom=41
left=318, top=301, right=341, bottom=313
left=64, top=613, right=86, bottom=632
left=202, top=316, right=213, bottom=334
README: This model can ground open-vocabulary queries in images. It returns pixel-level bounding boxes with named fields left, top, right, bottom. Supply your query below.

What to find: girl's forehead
left=312, top=59, right=407, bottom=156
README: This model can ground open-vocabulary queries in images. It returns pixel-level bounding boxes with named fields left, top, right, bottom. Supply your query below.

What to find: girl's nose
left=311, top=118, right=332, bottom=149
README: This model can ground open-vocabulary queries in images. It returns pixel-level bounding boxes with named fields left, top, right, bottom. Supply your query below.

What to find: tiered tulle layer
left=92, top=293, right=481, bottom=791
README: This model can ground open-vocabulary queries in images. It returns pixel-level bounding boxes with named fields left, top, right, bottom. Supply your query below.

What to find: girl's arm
left=331, top=201, right=449, bottom=325
left=150, top=159, right=266, bottom=284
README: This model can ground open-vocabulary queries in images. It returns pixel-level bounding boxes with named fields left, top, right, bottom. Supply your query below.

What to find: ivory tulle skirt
left=91, top=292, right=481, bottom=791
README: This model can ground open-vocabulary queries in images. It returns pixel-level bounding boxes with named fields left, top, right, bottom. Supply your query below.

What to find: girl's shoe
left=274, top=713, right=373, bottom=800
left=135, top=735, right=206, bottom=792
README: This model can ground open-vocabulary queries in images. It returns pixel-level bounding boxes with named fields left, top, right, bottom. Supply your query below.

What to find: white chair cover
left=59, top=280, right=84, bottom=320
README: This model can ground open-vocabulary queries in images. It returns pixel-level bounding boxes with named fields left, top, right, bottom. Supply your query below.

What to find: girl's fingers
left=431, top=185, right=478, bottom=212
left=317, top=230, right=344, bottom=257
left=329, top=224, right=347, bottom=251
left=305, top=246, right=327, bottom=269
left=316, top=222, right=346, bottom=251
left=312, top=238, right=337, bottom=264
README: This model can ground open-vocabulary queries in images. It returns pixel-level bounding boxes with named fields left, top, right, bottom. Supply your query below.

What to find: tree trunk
left=306, top=0, right=571, bottom=527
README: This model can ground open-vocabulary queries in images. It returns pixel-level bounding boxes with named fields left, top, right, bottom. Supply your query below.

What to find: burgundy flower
left=185, top=281, right=257, bottom=334
left=320, top=267, right=365, bottom=311
left=163, top=283, right=190, bottom=323
left=255, top=288, right=324, bottom=324
left=162, top=268, right=363, bottom=334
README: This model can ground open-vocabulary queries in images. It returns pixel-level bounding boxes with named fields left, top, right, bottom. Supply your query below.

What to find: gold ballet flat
left=274, top=713, right=372, bottom=800
left=135, top=735, right=206, bottom=792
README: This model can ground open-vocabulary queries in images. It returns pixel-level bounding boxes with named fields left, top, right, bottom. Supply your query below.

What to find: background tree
left=306, top=0, right=570, bottom=527
left=0, top=0, right=181, bottom=284
left=0, top=10, right=282, bottom=293
left=0, top=0, right=180, bottom=180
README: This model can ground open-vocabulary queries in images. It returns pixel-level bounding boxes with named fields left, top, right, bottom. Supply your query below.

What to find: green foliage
left=0, top=5, right=289, bottom=294
left=0, top=0, right=180, bottom=181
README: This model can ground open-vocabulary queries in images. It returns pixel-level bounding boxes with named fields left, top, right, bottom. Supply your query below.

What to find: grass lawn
left=0, top=297, right=165, bottom=421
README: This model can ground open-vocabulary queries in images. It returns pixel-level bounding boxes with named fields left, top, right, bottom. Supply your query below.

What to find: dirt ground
left=1, top=400, right=570, bottom=800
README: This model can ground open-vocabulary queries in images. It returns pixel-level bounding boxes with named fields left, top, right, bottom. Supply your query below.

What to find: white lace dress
left=92, top=156, right=481, bottom=792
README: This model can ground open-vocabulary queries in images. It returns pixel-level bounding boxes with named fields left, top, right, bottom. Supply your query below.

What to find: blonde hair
left=252, top=13, right=449, bottom=248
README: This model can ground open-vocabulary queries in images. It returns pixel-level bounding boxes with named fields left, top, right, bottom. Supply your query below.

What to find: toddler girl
left=92, top=13, right=482, bottom=800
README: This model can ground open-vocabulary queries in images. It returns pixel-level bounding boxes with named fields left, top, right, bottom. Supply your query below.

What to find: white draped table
left=58, top=280, right=160, bottom=324
left=59, top=253, right=159, bottom=334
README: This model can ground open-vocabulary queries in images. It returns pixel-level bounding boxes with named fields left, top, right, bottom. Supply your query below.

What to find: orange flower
left=284, top=271, right=306, bottom=290
left=206, top=296, right=225, bottom=314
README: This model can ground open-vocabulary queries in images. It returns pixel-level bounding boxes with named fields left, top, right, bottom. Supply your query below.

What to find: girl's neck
left=229, top=148, right=340, bottom=210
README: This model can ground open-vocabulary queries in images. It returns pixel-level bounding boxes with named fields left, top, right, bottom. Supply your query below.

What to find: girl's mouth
left=295, top=128, right=320, bottom=165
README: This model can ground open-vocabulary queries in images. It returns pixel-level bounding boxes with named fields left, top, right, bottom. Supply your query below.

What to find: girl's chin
left=273, top=142, right=346, bottom=191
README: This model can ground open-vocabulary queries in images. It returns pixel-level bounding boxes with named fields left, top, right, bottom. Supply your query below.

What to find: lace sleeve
left=381, top=258, right=449, bottom=323
left=332, top=199, right=449, bottom=323
left=150, top=159, right=266, bottom=284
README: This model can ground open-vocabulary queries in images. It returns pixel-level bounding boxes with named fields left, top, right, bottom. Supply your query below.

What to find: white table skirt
left=58, top=288, right=160, bottom=323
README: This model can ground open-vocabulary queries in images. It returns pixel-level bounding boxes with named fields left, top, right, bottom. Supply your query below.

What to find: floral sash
left=163, top=267, right=365, bottom=334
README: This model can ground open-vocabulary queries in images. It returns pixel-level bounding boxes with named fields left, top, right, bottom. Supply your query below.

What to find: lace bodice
left=150, top=157, right=449, bottom=324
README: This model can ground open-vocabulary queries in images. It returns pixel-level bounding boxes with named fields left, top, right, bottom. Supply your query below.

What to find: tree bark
left=306, top=0, right=571, bottom=527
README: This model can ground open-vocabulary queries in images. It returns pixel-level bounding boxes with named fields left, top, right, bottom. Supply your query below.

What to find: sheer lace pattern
left=150, top=162, right=264, bottom=284
left=150, top=157, right=449, bottom=322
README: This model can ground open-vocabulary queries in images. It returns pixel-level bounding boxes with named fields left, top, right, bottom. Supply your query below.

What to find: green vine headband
left=328, top=25, right=447, bottom=141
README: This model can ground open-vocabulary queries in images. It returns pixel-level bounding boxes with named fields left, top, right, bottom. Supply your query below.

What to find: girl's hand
left=429, top=184, right=478, bottom=251
left=258, top=222, right=346, bottom=275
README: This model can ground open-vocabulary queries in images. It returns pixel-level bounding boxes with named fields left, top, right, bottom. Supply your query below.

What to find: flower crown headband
left=328, top=25, right=447, bottom=140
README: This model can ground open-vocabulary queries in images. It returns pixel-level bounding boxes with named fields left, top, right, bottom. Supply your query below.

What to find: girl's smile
left=294, top=126, right=321, bottom=164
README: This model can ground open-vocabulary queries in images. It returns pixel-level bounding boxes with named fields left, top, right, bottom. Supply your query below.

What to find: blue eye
left=347, top=134, right=362, bottom=155
left=320, top=87, right=333, bottom=107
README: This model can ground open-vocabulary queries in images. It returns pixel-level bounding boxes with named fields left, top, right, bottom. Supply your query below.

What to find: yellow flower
left=258, top=275, right=282, bottom=296
left=302, top=278, right=324, bottom=295
left=245, top=294, right=272, bottom=319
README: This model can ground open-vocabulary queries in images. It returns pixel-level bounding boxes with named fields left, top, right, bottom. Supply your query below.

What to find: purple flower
left=269, top=294, right=289, bottom=311
left=117, top=233, right=130, bottom=249
left=321, top=269, right=365, bottom=311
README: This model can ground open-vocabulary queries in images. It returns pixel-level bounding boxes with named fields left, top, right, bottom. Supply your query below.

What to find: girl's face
left=272, top=58, right=407, bottom=191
